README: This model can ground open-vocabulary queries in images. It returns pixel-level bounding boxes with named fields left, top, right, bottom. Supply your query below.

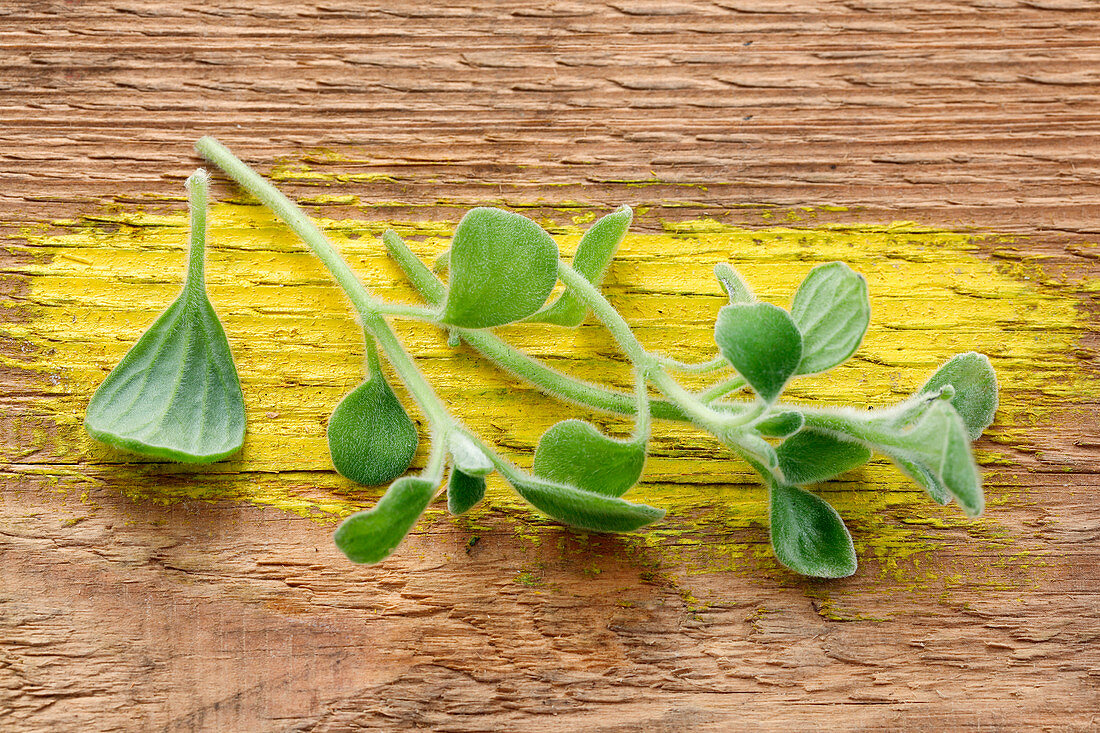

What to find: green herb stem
left=698, top=374, right=747, bottom=403
left=196, top=136, right=454, bottom=430
left=195, top=137, right=377, bottom=317
left=656, top=354, right=728, bottom=373
left=184, top=169, right=208, bottom=297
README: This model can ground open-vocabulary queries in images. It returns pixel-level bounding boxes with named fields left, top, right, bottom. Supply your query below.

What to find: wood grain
left=2, top=2, right=1099, bottom=731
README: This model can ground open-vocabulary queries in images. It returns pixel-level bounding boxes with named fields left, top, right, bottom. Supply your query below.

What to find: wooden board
left=2, top=2, right=1099, bottom=731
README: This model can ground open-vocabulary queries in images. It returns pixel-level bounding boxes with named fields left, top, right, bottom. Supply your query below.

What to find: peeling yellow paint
left=8, top=201, right=1098, bottom=582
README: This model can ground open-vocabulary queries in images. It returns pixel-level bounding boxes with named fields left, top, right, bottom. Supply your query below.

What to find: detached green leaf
left=448, top=431, right=493, bottom=477
left=529, top=206, right=632, bottom=326
left=447, top=469, right=486, bottom=515
left=334, top=476, right=437, bottom=563
left=439, top=207, right=559, bottom=329
left=776, top=428, right=872, bottom=485
left=918, top=352, right=998, bottom=440
left=769, top=483, right=857, bottom=578
left=714, top=263, right=753, bottom=304
left=714, top=303, right=803, bottom=404
left=790, top=262, right=870, bottom=375
left=532, top=419, right=645, bottom=497
left=507, top=473, right=664, bottom=532
left=327, top=348, right=419, bottom=486
left=84, top=169, right=245, bottom=463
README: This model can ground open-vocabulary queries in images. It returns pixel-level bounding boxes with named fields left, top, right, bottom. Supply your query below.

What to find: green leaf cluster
left=86, top=139, right=1002, bottom=581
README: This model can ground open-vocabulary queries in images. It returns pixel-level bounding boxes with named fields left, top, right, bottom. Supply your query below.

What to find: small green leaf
left=769, top=483, right=857, bottom=578
left=714, top=302, right=803, bottom=404
left=753, top=411, right=804, bottom=439
left=714, top=263, right=753, bottom=304
left=506, top=473, right=664, bottom=532
left=327, top=347, right=419, bottom=486
left=776, top=428, right=872, bottom=485
left=532, top=419, right=645, bottom=497
left=448, top=431, right=493, bottom=477
left=84, top=170, right=245, bottom=463
left=736, top=431, right=780, bottom=472
left=918, top=352, right=998, bottom=441
left=439, top=207, right=559, bottom=329
left=790, top=262, right=870, bottom=375
left=529, top=206, right=632, bottom=326
left=334, top=476, right=437, bottom=563
left=447, top=469, right=486, bottom=515
left=871, top=401, right=983, bottom=516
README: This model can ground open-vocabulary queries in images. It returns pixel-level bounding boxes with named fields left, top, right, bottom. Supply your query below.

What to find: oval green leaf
left=439, top=207, right=559, bottom=329
left=775, top=428, right=872, bottom=485
left=84, top=170, right=245, bottom=463
left=714, top=302, right=803, bottom=405
left=334, top=476, right=438, bottom=563
left=532, top=419, right=646, bottom=497
left=447, top=469, right=487, bottom=515
left=529, top=206, right=632, bottom=326
left=918, top=352, right=998, bottom=441
left=790, top=262, right=870, bottom=375
left=327, top=352, right=419, bottom=485
left=506, top=473, right=664, bottom=533
left=769, top=483, right=857, bottom=578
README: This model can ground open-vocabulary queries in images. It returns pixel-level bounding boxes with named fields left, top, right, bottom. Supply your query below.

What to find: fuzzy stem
left=184, top=169, right=208, bottom=297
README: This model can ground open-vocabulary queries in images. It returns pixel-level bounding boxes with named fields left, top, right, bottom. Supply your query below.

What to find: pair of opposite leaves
left=712, top=260, right=996, bottom=577
left=332, top=206, right=666, bottom=564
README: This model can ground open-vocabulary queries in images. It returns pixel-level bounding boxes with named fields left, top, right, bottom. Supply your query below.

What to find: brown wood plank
left=2, top=2, right=1098, bottom=731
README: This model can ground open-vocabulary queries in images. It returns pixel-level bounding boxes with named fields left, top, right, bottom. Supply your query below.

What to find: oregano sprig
left=84, top=138, right=999, bottom=580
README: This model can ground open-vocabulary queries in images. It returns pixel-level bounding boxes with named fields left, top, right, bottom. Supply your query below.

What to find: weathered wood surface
left=2, top=2, right=1099, bottom=731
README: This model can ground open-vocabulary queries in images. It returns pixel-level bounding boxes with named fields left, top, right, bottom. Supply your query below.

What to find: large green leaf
left=506, top=473, right=664, bottom=532
left=769, top=483, right=857, bottom=578
left=532, top=419, right=645, bottom=497
left=917, top=352, right=998, bottom=441
left=334, top=476, right=438, bottom=563
left=528, top=206, right=632, bottom=326
left=85, top=170, right=245, bottom=463
left=776, top=428, right=872, bottom=485
left=439, top=207, right=559, bottom=328
left=327, top=346, right=419, bottom=486
left=790, top=262, right=870, bottom=375
left=714, top=302, right=803, bottom=404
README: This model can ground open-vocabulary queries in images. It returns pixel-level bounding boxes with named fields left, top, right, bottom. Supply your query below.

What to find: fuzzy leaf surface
left=917, top=352, right=998, bottom=440
left=507, top=473, right=664, bottom=532
left=714, top=302, right=803, bottom=404
left=447, top=469, right=487, bottom=515
left=753, top=411, right=805, bottom=439
left=532, top=419, right=645, bottom=497
left=770, top=483, right=857, bottom=578
left=448, top=431, right=493, bottom=477
left=776, top=428, right=872, bottom=485
left=328, top=364, right=419, bottom=486
left=85, top=290, right=245, bottom=463
left=439, top=207, right=559, bottom=328
left=870, top=401, right=983, bottom=516
left=790, top=262, right=870, bottom=375
left=529, top=206, right=631, bottom=326
left=334, top=476, right=437, bottom=563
